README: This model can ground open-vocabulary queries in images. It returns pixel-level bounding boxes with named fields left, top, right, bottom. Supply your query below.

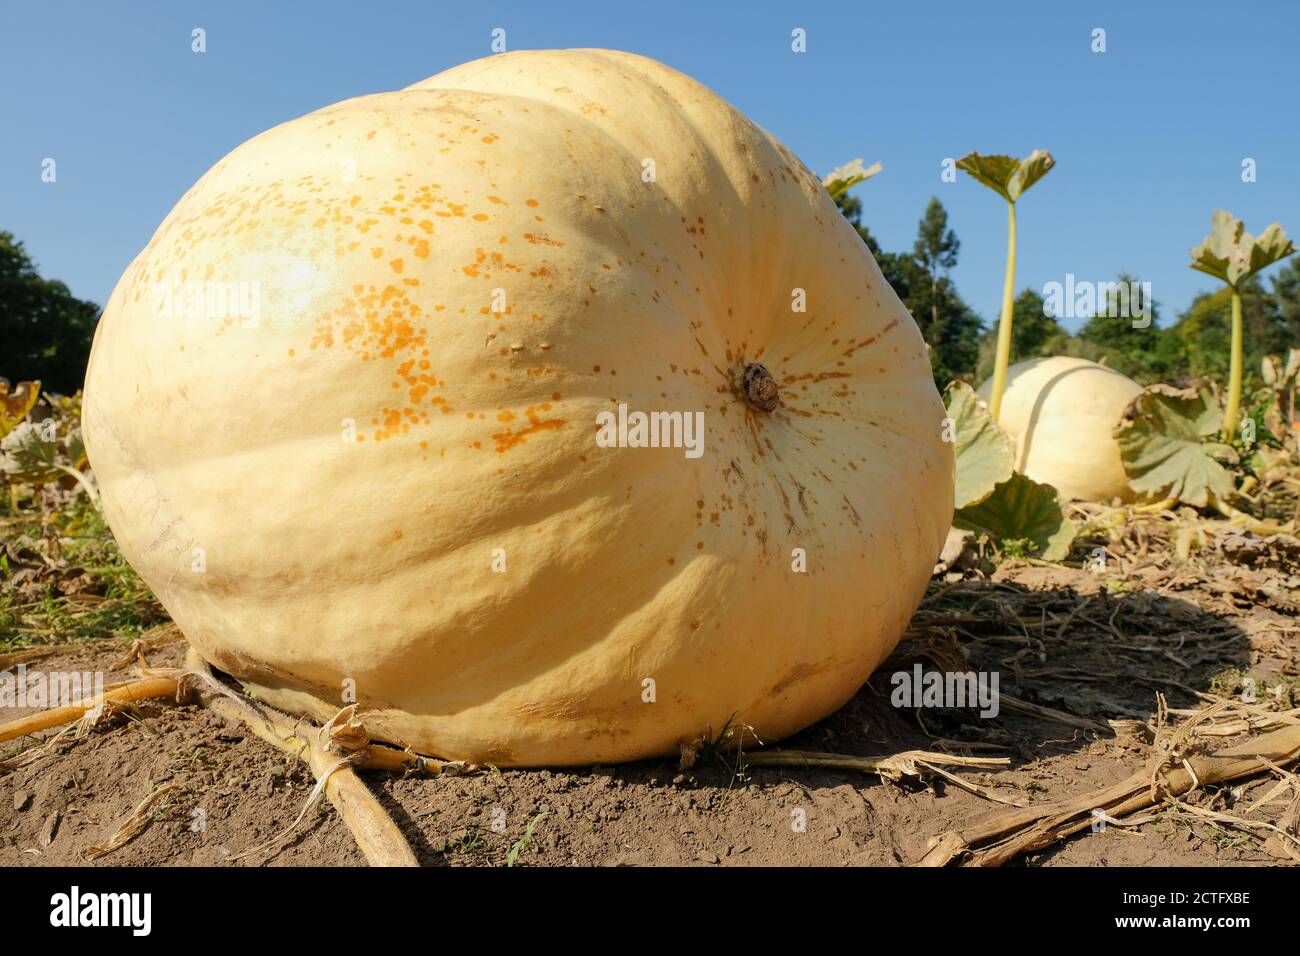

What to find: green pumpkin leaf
left=64, top=427, right=88, bottom=470
left=1187, top=210, right=1241, bottom=285
left=0, top=380, right=41, bottom=439
left=1113, top=385, right=1238, bottom=507
left=953, top=472, right=1076, bottom=561
left=1189, top=210, right=1295, bottom=289
left=955, top=150, right=1054, bottom=203
left=822, top=158, right=882, bottom=200
left=945, top=381, right=1015, bottom=509
left=0, top=419, right=64, bottom=484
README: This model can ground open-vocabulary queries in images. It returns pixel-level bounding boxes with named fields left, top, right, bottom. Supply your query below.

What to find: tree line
left=833, top=194, right=1300, bottom=388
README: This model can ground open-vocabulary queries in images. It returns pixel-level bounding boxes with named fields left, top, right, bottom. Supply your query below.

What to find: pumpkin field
left=3, top=4, right=1300, bottom=881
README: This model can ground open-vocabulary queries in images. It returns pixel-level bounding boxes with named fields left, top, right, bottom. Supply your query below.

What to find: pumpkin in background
left=82, top=49, right=953, bottom=766
left=978, top=355, right=1142, bottom=503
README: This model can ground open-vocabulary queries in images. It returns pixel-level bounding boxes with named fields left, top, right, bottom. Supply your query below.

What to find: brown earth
left=3, top=552, right=1298, bottom=868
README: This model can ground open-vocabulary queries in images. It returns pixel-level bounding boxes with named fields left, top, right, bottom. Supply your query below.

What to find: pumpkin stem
left=740, top=362, right=780, bottom=412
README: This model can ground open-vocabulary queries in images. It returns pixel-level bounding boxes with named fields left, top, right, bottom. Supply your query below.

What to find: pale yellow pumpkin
left=978, top=356, right=1142, bottom=503
left=82, top=49, right=953, bottom=766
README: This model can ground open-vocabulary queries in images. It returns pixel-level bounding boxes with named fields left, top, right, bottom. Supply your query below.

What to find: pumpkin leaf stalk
left=1224, top=289, right=1244, bottom=442
left=956, top=150, right=1055, bottom=423
left=1187, top=210, right=1295, bottom=441
left=990, top=201, right=1017, bottom=425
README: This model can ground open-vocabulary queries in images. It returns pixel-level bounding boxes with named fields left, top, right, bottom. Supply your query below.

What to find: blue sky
left=2, top=0, right=1296, bottom=331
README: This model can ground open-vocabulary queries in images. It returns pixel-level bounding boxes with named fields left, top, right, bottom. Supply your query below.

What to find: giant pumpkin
left=82, top=49, right=953, bottom=766
left=978, top=356, right=1142, bottom=503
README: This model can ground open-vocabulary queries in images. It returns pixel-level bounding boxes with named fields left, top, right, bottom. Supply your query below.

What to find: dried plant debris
left=4, top=437, right=1300, bottom=866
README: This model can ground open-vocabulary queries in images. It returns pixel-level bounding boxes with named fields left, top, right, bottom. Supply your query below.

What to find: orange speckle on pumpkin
left=525, top=199, right=539, bottom=207
left=393, top=530, right=403, bottom=541
left=389, top=258, right=404, bottom=273
left=491, top=404, right=567, bottom=453
left=472, top=213, right=489, bottom=222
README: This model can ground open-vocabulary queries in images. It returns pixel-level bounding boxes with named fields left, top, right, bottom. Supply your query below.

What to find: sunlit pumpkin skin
left=82, top=49, right=954, bottom=766
left=978, top=356, right=1142, bottom=503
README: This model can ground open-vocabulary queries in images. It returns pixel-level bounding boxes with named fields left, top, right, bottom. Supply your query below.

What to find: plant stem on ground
left=988, top=201, right=1017, bottom=423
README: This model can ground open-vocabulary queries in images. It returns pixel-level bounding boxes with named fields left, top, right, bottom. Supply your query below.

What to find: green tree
left=1075, top=274, right=1185, bottom=383
left=1, top=231, right=100, bottom=393
left=1272, top=255, right=1300, bottom=343
left=906, top=266, right=984, bottom=385
left=1172, top=277, right=1282, bottom=379
left=1010, top=288, right=1069, bottom=358
left=913, top=197, right=959, bottom=329
left=1078, top=273, right=1148, bottom=350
